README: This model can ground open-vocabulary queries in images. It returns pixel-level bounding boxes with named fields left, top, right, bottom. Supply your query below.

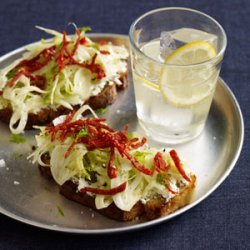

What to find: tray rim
left=0, top=33, right=244, bottom=234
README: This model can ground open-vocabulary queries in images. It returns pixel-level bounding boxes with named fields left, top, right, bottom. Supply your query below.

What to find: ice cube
left=170, top=28, right=218, bottom=50
left=159, top=31, right=177, bottom=61
left=141, top=39, right=162, bottom=61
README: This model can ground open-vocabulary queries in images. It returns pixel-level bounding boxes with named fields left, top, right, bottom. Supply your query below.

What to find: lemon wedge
left=159, top=41, right=217, bottom=107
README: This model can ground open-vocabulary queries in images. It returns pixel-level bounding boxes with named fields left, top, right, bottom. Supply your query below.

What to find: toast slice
left=30, top=107, right=196, bottom=222
left=40, top=164, right=195, bottom=221
left=0, top=26, right=129, bottom=133
left=0, top=72, right=127, bottom=129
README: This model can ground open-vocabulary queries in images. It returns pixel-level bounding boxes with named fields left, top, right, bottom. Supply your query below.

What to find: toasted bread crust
left=60, top=180, right=145, bottom=221
left=39, top=165, right=196, bottom=221
left=143, top=177, right=196, bottom=220
left=0, top=72, right=127, bottom=129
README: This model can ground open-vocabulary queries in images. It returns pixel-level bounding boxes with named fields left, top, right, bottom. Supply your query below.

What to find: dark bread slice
left=39, top=165, right=196, bottom=221
left=0, top=72, right=127, bottom=129
left=60, top=180, right=145, bottom=221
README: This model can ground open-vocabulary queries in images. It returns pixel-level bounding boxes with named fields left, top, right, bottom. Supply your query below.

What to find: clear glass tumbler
left=129, top=7, right=227, bottom=144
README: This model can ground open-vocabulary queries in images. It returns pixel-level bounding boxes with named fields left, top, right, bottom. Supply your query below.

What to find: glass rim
left=129, top=7, right=227, bottom=67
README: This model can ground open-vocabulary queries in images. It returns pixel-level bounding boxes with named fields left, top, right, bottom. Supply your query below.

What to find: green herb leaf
left=133, top=151, right=152, bottom=164
left=91, top=43, right=100, bottom=50
left=156, top=173, right=166, bottom=184
left=156, top=173, right=170, bottom=184
left=6, top=70, right=17, bottom=80
left=10, top=134, right=26, bottom=144
left=80, top=26, right=92, bottom=33
left=14, top=153, right=23, bottom=158
left=77, top=127, right=89, bottom=138
left=50, top=65, right=58, bottom=76
left=56, top=206, right=64, bottom=217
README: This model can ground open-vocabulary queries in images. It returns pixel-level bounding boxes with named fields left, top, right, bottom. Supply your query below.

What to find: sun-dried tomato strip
left=9, top=45, right=56, bottom=88
left=169, top=149, right=191, bottom=182
left=28, top=74, right=46, bottom=89
left=10, top=70, right=46, bottom=89
left=45, top=114, right=154, bottom=176
left=130, top=138, right=138, bottom=143
left=84, top=53, right=106, bottom=80
left=107, top=147, right=117, bottom=179
left=56, top=32, right=71, bottom=73
left=77, top=136, right=89, bottom=145
left=7, top=28, right=109, bottom=91
left=164, top=178, right=178, bottom=194
left=58, top=126, right=84, bottom=142
left=58, top=127, right=73, bottom=142
left=97, top=132, right=125, bottom=155
left=123, top=150, right=153, bottom=176
left=86, top=117, right=106, bottom=122
left=130, top=137, right=147, bottom=149
left=80, top=182, right=127, bottom=195
left=86, top=124, right=98, bottom=136
left=123, top=124, right=129, bottom=135
left=46, top=112, right=78, bottom=141
left=79, top=37, right=87, bottom=45
left=100, top=50, right=110, bottom=55
left=166, top=185, right=178, bottom=195
left=64, top=140, right=77, bottom=158
left=18, top=45, right=56, bottom=72
left=46, top=118, right=100, bottom=143
left=68, top=55, right=106, bottom=80
left=86, top=119, right=114, bottom=132
left=65, top=111, right=76, bottom=122
left=85, top=138, right=110, bottom=150
left=97, top=40, right=108, bottom=45
left=154, top=152, right=170, bottom=173
left=55, top=33, right=106, bottom=80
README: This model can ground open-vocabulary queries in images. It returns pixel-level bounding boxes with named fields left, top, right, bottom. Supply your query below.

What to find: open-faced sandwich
left=29, top=105, right=196, bottom=221
left=0, top=26, right=128, bottom=134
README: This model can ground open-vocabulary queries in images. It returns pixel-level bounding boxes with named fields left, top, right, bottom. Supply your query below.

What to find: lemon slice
left=159, top=41, right=217, bottom=107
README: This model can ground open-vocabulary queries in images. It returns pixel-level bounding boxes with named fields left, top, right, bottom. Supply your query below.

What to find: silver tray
left=0, top=34, right=244, bottom=234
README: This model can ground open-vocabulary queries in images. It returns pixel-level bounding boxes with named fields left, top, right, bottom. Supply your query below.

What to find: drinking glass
left=129, top=7, right=227, bottom=143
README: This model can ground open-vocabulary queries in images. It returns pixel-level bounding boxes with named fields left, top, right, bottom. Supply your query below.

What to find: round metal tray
left=0, top=34, right=244, bottom=234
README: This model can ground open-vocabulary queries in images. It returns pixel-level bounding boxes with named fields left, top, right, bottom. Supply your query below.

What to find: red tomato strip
left=8, top=29, right=107, bottom=89
left=100, top=50, right=110, bottom=55
left=169, top=150, right=191, bottom=182
left=18, top=45, right=56, bottom=72
left=107, top=147, right=117, bottom=179
left=154, top=152, right=170, bottom=173
left=123, top=124, right=129, bottom=135
left=45, top=114, right=154, bottom=176
left=123, top=151, right=153, bottom=176
left=64, top=141, right=77, bottom=158
left=80, top=182, right=127, bottom=195
left=98, top=40, right=108, bottom=45
left=130, top=137, right=147, bottom=149
left=79, top=37, right=87, bottom=45
left=166, top=185, right=178, bottom=195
